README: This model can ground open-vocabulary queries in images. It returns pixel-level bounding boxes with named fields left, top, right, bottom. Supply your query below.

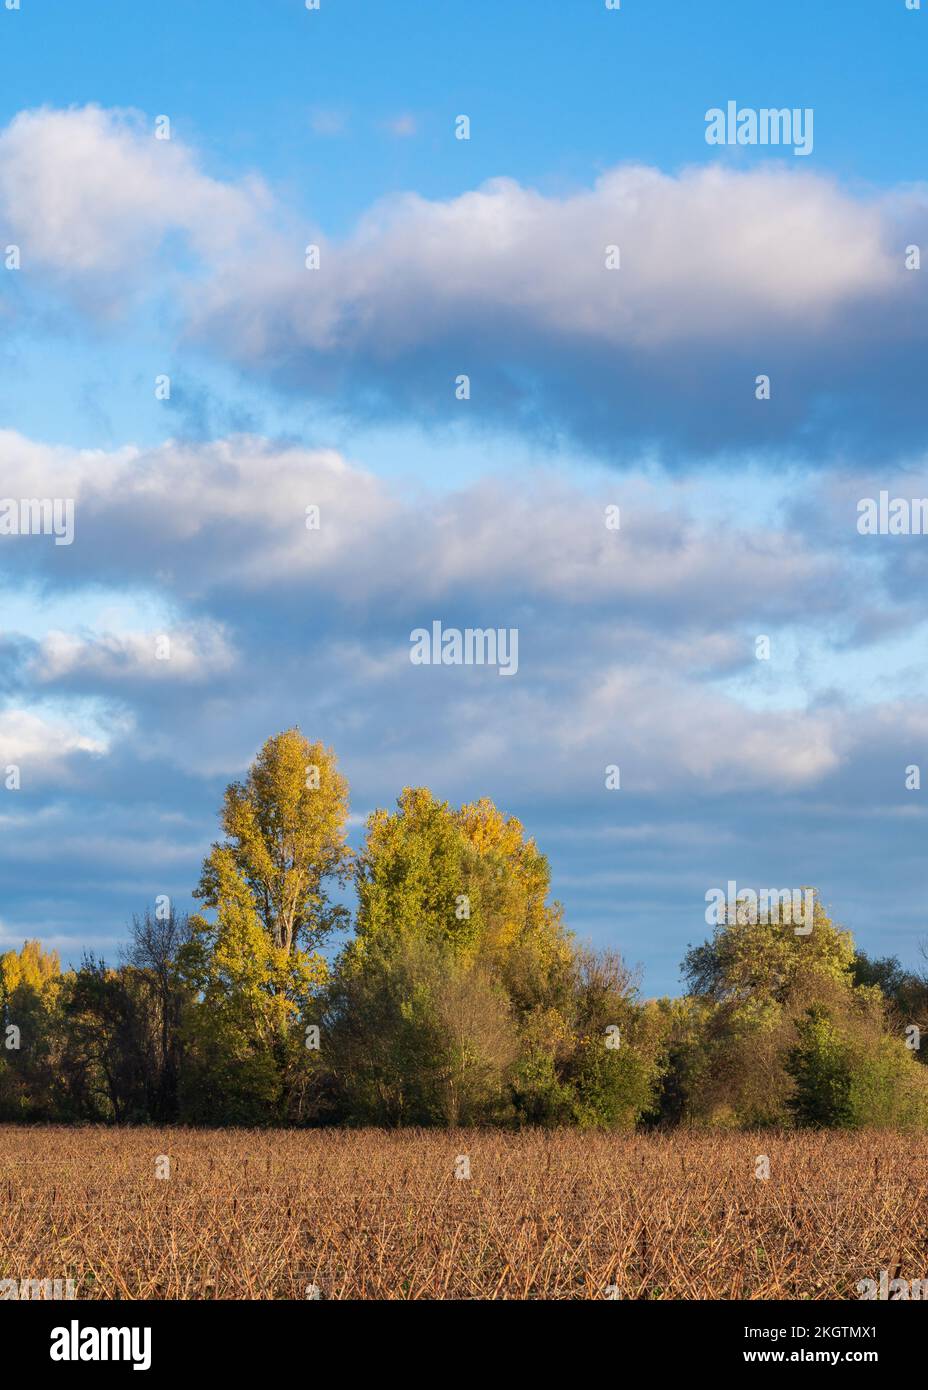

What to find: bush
left=787, top=1007, right=854, bottom=1128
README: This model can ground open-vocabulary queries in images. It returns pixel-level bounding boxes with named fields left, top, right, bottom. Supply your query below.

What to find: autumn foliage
left=2, top=729, right=927, bottom=1131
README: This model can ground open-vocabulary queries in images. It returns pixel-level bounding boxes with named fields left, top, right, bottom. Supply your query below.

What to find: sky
left=1, top=0, right=927, bottom=995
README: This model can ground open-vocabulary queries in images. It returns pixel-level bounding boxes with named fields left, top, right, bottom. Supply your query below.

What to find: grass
left=0, top=1126, right=924, bottom=1299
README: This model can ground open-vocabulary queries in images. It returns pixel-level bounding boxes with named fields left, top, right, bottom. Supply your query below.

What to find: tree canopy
left=3, top=730, right=927, bottom=1132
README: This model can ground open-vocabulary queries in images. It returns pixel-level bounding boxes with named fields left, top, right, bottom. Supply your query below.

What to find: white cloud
left=566, top=665, right=845, bottom=789
left=30, top=622, right=236, bottom=684
left=189, top=162, right=916, bottom=356
left=0, top=426, right=922, bottom=801
left=0, top=105, right=267, bottom=308
left=1, top=105, right=923, bottom=454
left=0, top=430, right=840, bottom=620
left=0, top=707, right=109, bottom=765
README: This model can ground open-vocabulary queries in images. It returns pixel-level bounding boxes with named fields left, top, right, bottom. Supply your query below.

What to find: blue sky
left=1, top=0, right=927, bottom=993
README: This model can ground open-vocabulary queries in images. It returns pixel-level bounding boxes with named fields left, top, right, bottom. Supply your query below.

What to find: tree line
left=2, top=728, right=927, bottom=1129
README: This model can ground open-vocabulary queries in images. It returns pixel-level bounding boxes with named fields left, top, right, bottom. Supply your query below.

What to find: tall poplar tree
left=195, top=728, right=351, bottom=954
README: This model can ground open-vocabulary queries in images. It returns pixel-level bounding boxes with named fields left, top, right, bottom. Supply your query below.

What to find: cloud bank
left=1, top=106, right=925, bottom=461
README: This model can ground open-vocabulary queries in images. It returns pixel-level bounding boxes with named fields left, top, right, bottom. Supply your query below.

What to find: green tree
left=352, top=787, right=571, bottom=970
left=786, top=1006, right=854, bottom=1128
left=560, top=950, right=663, bottom=1130
left=678, top=893, right=928, bottom=1128
left=334, top=788, right=657, bottom=1129
left=57, top=956, right=158, bottom=1122
left=327, top=936, right=515, bottom=1127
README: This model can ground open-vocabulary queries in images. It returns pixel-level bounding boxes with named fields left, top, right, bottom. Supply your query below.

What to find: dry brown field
left=1, top=1126, right=925, bottom=1300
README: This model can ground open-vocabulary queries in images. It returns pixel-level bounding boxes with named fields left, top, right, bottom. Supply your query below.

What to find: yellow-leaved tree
left=182, top=729, right=349, bottom=1121
left=195, top=728, right=351, bottom=953
left=0, top=940, right=61, bottom=1119
left=180, top=849, right=327, bottom=1123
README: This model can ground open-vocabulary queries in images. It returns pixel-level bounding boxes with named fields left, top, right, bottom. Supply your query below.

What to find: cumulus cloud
left=0, top=430, right=845, bottom=626
left=0, top=706, right=109, bottom=766
left=231, top=164, right=896, bottom=346
left=187, top=164, right=928, bottom=461
left=0, top=425, right=915, bottom=807
left=567, top=666, right=845, bottom=789
left=29, top=622, right=236, bottom=685
left=1, top=105, right=925, bottom=458
left=0, top=104, right=267, bottom=312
